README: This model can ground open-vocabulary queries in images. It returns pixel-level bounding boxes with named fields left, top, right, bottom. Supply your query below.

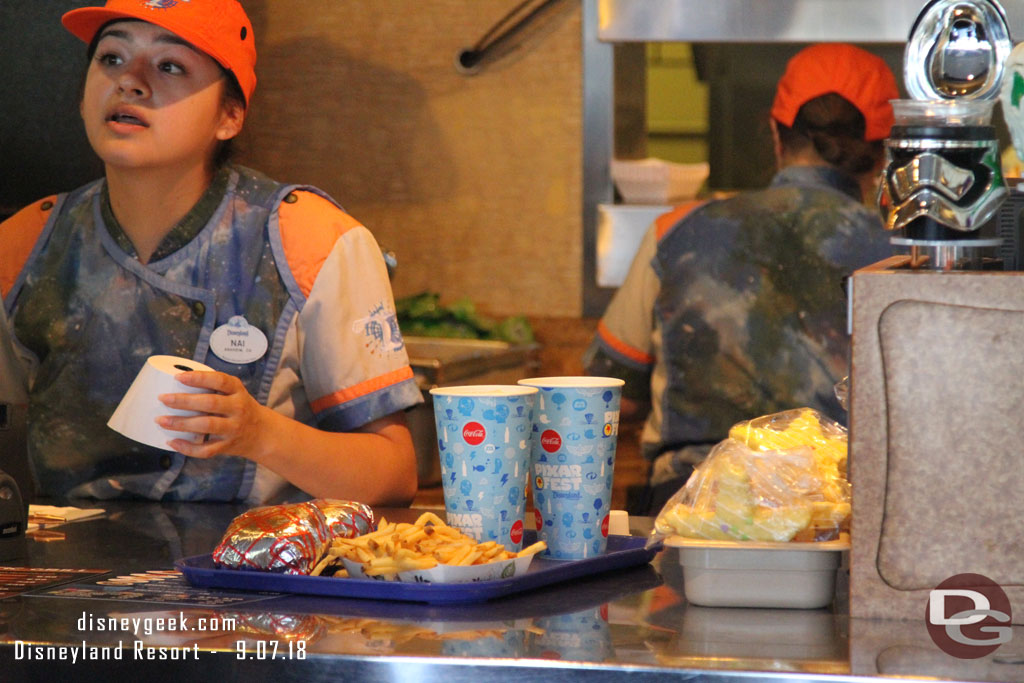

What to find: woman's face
left=81, top=20, right=243, bottom=174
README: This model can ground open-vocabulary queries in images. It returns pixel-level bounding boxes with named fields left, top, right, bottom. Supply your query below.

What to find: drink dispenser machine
left=850, top=0, right=1024, bottom=623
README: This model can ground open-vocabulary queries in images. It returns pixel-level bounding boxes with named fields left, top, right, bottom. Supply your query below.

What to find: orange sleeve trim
left=597, top=320, right=654, bottom=365
left=278, top=190, right=363, bottom=298
left=655, top=199, right=706, bottom=241
left=0, top=196, right=56, bottom=298
left=310, top=366, right=415, bottom=414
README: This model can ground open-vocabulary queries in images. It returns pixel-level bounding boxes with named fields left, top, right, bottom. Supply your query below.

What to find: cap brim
left=62, top=8, right=140, bottom=45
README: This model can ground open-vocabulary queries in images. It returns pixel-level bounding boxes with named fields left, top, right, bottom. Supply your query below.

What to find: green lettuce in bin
left=396, top=292, right=534, bottom=345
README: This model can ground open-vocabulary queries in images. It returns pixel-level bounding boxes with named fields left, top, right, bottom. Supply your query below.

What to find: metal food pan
left=406, top=337, right=541, bottom=389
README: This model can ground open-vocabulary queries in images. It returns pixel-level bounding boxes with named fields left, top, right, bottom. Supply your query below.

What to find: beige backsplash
left=237, top=0, right=584, bottom=318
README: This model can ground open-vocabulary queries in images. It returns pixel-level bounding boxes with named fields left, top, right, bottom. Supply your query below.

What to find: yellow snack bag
left=654, top=408, right=850, bottom=543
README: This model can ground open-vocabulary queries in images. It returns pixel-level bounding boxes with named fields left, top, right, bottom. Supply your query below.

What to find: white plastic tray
left=610, top=158, right=709, bottom=204
left=665, top=534, right=849, bottom=609
left=341, top=553, right=533, bottom=583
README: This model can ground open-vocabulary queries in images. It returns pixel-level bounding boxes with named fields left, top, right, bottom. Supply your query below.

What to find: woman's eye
left=159, top=61, right=186, bottom=75
left=96, top=52, right=123, bottom=67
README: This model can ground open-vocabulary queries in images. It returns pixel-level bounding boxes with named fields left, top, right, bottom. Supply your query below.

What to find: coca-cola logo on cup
left=510, top=519, right=524, bottom=545
left=601, top=513, right=610, bottom=538
left=463, top=422, right=486, bottom=445
left=540, top=429, right=561, bottom=453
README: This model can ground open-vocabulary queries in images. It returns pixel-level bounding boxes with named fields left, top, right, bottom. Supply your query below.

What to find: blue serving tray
left=176, top=532, right=661, bottom=605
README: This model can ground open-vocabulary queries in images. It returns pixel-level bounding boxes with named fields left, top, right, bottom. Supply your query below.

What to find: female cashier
left=0, top=0, right=422, bottom=506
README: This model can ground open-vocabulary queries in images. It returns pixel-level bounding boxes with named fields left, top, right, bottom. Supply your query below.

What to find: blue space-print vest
left=7, top=167, right=312, bottom=500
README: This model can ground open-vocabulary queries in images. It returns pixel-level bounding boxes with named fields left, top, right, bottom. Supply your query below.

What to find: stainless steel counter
left=1, top=501, right=1022, bottom=681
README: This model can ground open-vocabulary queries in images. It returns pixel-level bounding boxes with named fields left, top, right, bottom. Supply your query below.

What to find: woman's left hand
left=156, top=371, right=273, bottom=460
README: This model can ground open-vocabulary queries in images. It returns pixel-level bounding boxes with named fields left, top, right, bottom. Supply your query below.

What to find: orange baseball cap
left=62, top=0, right=257, bottom=106
left=771, top=44, right=899, bottom=141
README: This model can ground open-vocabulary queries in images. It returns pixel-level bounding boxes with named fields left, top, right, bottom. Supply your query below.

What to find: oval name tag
left=209, top=315, right=268, bottom=364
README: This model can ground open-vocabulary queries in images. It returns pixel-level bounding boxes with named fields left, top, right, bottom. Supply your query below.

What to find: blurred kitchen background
left=0, top=1, right=926, bottom=508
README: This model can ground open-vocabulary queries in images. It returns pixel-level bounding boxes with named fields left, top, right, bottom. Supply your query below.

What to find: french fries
left=312, top=512, right=546, bottom=578
left=318, top=615, right=545, bottom=645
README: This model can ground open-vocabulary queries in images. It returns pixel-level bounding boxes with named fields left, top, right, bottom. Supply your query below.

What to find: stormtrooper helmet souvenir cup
left=878, top=0, right=1012, bottom=269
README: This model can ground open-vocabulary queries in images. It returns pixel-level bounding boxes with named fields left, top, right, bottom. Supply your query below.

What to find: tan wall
left=238, top=1, right=584, bottom=318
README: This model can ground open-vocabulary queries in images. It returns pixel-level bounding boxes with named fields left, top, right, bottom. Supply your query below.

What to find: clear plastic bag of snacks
left=653, top=408, right=850, bottom=543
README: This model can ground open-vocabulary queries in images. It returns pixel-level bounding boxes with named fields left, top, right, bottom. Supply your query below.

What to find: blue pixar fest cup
left=530, top=606, right=613, bottom=661
left=429, top=385, right=537, bottom=551
left=517, top=376, right=624, bottom=560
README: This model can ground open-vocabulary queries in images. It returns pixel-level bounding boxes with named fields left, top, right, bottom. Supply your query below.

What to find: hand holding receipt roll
left=108, top=356, right=215, bottom=451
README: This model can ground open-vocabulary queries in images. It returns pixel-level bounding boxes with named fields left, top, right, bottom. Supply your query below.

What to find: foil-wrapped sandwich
left=213, top=500, right=374, bottom=575
left=311, top=499, right=374, bottom=540
left=225, top=612, right=328, bottom=643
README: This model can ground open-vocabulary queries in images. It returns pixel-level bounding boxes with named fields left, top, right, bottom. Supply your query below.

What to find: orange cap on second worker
left=62, top=0, right=257, bottom=106
left=771, top=44, right=899, bottom=141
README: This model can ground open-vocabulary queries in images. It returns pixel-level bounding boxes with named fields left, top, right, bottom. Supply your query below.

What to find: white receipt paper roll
left=107, top=355, right=214, bottom=451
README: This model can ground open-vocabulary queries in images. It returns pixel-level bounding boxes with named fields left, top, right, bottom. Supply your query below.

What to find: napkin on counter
left=27, top=505, right=106, bottom=530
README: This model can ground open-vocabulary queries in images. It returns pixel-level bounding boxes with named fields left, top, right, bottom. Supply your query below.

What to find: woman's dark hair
left=83, top=19, right=247, bottom=168
left=774, top=92, right=883, bottom=176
